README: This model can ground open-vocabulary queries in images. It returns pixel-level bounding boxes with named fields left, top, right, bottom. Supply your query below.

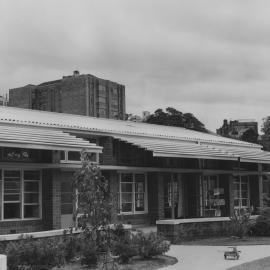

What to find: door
left=61, top=180, right=74, bottom=228
left=233, top=176, right=249, bottom=210
left=164, top=173, right=181, bottom=219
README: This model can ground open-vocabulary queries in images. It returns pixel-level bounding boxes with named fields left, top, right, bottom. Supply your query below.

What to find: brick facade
left=157, top=219, right=233, bottom=243
left=9, top=72, right=126, bottom=120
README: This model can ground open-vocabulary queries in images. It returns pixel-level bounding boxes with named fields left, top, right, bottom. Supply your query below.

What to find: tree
left=145, top=107, right=207, bottom=133
left=262, top=117, right=270, bottom=135
left=73, top=151, right=112, bottom=231
left=72, top=152, right=113, bottom=265
left=240, top=128, right=258, bottom=144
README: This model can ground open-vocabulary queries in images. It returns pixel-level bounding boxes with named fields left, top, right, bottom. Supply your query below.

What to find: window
left=119, top=173, right=147, bottom=214
left=61, top=181, right=73, bottom=215
left=1, top=169, right=41, bottom=220
left=23, top=171, right=41, bottom=218
left=60, top=151, right=99, bottom=164
left=233, top=176, right=249, bottom=209
left=203, top=175, right=225, bottom=217
left=4, top=170, right=21, bottom=219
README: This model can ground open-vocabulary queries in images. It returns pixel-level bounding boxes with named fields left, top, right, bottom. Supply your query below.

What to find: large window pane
left=121, top=193, right=132, bottom=203
left=121, top=183, right=132, bottom=192
left=24, top=182, right=39, bottom=192
left=68, top=151, right=81, bottom=161
left=122, top=203, right=132, bottom=212
left=24, top=171, right=40, bottom=180
left=121, top=174, right=133, bottom=183
left=24, top=205, right=39, bottom=218
left=4, top=203, right=20, bottom=219
left=24, top=193, right=39, bottom=203
left=135, top=193, right=145, bottom=211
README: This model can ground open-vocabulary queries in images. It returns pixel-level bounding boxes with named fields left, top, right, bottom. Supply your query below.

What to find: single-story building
left=0, top=106, right=270, bottom=237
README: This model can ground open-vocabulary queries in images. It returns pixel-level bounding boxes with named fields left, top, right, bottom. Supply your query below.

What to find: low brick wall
left=0, top=220, right=44, bottom=235
left=157, top=217, right=233, bottom=243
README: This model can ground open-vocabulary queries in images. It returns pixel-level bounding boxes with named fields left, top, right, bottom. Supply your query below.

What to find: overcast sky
left=1, top=0, right=270, bottom=132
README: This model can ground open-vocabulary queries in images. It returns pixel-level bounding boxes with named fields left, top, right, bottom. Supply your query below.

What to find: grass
left=179, top=236, right=270, bottom=246
left=227, top=256, right=270, bottom=270
left=53, top=255, right=177, bottom=270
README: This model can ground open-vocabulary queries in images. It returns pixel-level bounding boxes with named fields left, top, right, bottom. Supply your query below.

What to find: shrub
left=111, top=226, right=137, bottom=264
left=133, top=232, right=170, bottom=258
left=62, top=230, right=83, bottom=262
left=229, top=208, right=251, bottom=238
left=251, top=207, right=270, bottom=236
left=6, top=237, right=65, bottom=270
left=80, top=236, right=99, bottom=267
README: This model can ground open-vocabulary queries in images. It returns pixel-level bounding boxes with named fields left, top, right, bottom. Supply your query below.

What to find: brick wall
left=99, top=137, right=117, bottom=165
left=42, top=169, right=53, bottom=230
left=148, top=172, right=164, bottom=224
left=0, top=220, right=44, bottom=235
left=52, top=169, right=61, bottom=229
left=8, top=73, right=126, bottom=120
left=157, top=220, right=233, bottom=243
left=9, top=86, right=33, bottom=108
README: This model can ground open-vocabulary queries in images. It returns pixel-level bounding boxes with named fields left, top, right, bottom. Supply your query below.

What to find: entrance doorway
left=233, top=175, right=250, bottom=210
left=164, top=173, right=183, bottom=219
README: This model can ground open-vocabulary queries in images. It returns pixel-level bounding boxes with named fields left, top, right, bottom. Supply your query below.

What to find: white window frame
left=0, top=169, right=42, bottom=221
left=60, top=151, right=99, bottom=164
left=118, top=172, right=148, bottom=215
left=233, top=175, right=250, bottom=210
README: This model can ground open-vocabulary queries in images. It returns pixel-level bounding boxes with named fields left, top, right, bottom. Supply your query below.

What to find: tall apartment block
left=8, top=71, right=126, bottom=120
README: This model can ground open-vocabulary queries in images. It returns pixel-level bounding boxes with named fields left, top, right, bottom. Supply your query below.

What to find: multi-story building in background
left=216, top=119, right=258, bottom=139
left=0, top=95, right=8, bottom=106
left=8, top=71, right=126, bottom=120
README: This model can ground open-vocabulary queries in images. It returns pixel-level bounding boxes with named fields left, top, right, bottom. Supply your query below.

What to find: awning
left=0, top=124, right=102, bottom=152
left=113, top=135, right=270, bottom=164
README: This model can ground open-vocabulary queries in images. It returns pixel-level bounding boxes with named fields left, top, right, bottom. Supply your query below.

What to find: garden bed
left=53, top=255, right=177, bottom=270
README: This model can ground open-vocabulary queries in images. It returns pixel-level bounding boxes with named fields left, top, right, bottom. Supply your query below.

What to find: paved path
left=162, top=245, right=270, bottom=270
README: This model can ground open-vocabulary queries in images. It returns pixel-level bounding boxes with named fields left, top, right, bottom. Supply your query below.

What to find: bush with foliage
left=62, top=229, right=83, bottom=262
left=111, top=227, right=137, bottom=264
left=110, top=225, right=170, bottom=263
left=229, top=208, right=251, bottom=238
left=6, top=237, right=66, bottom=270
left=251, top=207, right=270, bottom=236
left=133, top=231, right=170, bottom=258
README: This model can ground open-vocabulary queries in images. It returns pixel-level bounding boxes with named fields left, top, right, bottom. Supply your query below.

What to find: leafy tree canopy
left=262, top=117, right=270, bottom=135
left=240, top=128, right=258, bottom=144
left=144, top=107, right=208, bottom=133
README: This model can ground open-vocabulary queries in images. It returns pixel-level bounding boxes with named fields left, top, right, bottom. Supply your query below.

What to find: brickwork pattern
left=157, top=220, right=233, bottom=243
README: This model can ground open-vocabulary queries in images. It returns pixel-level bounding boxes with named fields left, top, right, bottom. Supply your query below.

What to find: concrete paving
left=162, top=245, right=270, bottom=270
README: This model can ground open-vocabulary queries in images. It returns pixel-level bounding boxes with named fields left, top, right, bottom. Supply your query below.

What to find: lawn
left=53, top=255, right=177, bottom=270
left=180, top=236, right=270, bottom=246
left=227, top=256, right=270, bottom=270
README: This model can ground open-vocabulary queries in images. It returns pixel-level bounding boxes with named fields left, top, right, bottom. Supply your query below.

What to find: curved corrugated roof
left=0, top=106, right=261, bottom=149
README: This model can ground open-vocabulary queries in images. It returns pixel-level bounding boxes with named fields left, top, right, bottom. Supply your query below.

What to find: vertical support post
left=198, top=159, right=204, bottom=217
left=258, top=163, right=263, bottom=212
left=171, top=174, right=175, bottom=219
left=52, top=169, right=61, bottom=229
left=229, top=174, right=234, bottom=216
left=157, top=173, right=165, bottom=220
left=177, top=174, right=184, bottom=217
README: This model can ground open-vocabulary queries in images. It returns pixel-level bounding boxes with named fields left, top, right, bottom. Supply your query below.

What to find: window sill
left=1, top=218, right=42, bottom=222
left=118, top=211, right=148, bottom=216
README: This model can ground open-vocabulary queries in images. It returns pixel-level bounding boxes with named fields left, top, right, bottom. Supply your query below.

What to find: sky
left=1, top=0, right=270, bottom=132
